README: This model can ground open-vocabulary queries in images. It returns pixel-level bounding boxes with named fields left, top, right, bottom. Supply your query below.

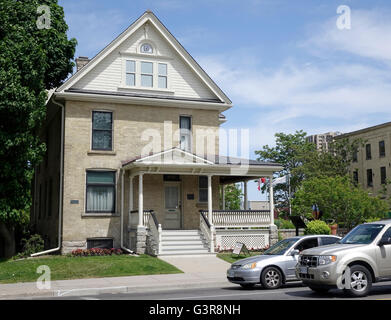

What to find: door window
left=165, top=186, right=178, bottom=209
left=295, top=238, right=319, bottom=252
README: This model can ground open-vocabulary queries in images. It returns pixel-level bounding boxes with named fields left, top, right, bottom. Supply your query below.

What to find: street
left=32, top=281, right=391, bottom=300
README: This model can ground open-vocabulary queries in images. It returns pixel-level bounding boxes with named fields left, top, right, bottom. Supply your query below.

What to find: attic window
left=140, top=43, right=153, bottom=54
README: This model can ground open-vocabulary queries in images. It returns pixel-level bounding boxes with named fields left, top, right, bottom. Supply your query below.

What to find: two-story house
left=31, top=11, right=282, bottom=256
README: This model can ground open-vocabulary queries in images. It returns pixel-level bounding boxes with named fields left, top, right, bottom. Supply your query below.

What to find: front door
left=163, top=182, right=181, bottom=229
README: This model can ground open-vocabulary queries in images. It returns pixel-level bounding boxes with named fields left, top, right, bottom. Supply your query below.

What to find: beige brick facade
left=59, top=100, right=220, bottom=252
left=338, top=122, right=391, bottom=198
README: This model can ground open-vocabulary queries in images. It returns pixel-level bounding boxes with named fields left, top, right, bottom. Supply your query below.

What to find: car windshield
left=263, top=238, right=298, bottom=255
left=340, top=224, right=385, bottom=244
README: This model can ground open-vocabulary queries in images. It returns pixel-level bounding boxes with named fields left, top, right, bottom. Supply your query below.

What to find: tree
left=255, top=130, right=316, bottom=208
left=292, top=176, right=388, bottom=230
left=0, top=1, right=76, bottom=232
left=293, top=137, right=364, bottom=181
left=222, top=184, right=243, bottom=210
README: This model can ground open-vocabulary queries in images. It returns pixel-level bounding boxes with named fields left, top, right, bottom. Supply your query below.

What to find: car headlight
left=318, top=255, right=337, bottom=265
left=241, top=262, right=257, bottom=269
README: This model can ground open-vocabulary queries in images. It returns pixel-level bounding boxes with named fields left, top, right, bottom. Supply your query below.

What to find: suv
left=295, top=220, right=391, bottom=297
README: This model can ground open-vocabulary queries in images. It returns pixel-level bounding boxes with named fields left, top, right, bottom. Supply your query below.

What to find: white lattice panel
left=216, top=234, right=269, bottom=251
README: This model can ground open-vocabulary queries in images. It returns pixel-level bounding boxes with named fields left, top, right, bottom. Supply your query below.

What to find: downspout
left=120, top=169, right=134, bottom=254
left=31, top=94, right=64, bottom=257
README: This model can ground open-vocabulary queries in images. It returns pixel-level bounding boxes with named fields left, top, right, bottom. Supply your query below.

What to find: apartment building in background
left=336, top=122, right=391, bottom=198
left=306, top=131, right=342, bottom=151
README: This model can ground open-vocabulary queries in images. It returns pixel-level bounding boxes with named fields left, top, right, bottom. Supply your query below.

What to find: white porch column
left=129, top=175, right=134, bottom=224
left=208, top=175, right=213, bottom=224
left=269, top=176, right=274, bottom=225
left=138, top=173, right=144, bottom=227
left=244, top=181, right=248, bottom=210
left=222, top=185, right=225, bottom=210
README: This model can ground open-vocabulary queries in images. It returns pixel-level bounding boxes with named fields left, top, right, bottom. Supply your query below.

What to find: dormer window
left=140, top=43, right=153, bottom=54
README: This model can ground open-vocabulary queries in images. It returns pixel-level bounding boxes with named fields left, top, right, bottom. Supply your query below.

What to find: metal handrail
left=199, top=210, right=211, bottom=228
left=149, top=210, right=159, bottom=228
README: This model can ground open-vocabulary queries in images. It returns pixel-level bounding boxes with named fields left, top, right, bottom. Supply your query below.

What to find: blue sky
left=59, top=0, right=391, bottom=200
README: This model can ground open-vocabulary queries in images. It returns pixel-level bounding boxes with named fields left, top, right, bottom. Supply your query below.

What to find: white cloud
left=199, top=8, right=391, bottom=151
left=306, top=9, right=391, bottom=63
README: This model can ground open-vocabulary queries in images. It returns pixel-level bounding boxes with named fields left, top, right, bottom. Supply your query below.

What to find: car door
left=376, top=227, right=391, bottom=277
left=284, top=237, right=320, bottom=279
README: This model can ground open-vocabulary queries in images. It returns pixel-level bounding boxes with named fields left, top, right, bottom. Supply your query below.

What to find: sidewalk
left=0, top=256, right=231, bottom=299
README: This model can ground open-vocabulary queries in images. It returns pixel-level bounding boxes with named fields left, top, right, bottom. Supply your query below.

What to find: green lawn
left=0, top=254, right=182, bottom=284
left=217, top=251, right=263, bottom=264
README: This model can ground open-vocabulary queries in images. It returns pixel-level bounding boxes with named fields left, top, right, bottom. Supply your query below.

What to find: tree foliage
left=0, top=0, right=76, bottom=225
left=292, top=176, right=388, bottom=230
left=255, top=130, right=316, bottom=207
left=222, top=184, right=243, bottom=210
left=293, top=137, right=364, bottom=181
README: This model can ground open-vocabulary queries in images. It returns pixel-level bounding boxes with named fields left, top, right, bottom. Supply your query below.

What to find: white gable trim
left=57, top=11, right=231, bottom=105
left=133, top=148, right=214, bottom=165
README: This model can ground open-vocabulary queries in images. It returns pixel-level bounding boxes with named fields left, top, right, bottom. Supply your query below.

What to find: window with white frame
left=125, top=60, right=135, bottom=86
left=158, top=63, right=167, bottom=89
left=124, top=60, right=169, bottom=90
left=141, top=61, right=153, bottom=87
left=180, top=116, right=191, bottom=152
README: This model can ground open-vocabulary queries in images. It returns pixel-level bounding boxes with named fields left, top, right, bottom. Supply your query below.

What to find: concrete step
left=161, top=230, right=200, bottom=236
left=161, top=235, right=202, bottom=241
left=162, top=244, right=206, bottom=251
left=162, top=240, right=204, bottom=246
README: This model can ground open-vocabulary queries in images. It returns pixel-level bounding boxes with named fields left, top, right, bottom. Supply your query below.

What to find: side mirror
left=378, top=237, right=391, bottom=246
left=291, top=249, right=300, bottom=256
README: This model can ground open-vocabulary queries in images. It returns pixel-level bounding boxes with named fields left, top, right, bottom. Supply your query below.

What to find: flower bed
left=71, top=248, right=123, bottom=257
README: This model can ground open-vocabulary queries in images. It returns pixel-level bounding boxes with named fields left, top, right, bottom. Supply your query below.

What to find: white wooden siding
left=73, top=23, right=217, bottom=100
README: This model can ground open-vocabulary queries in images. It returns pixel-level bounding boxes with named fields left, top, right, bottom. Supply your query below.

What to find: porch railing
left=129, top=210, right=154, bottom=227
left=147, top=210, right=162, bottom=255
left=200, top=210, right=271, bottom=228
left=199, top=211, right=215, bottom=253
left=130, top=209, right=162, bottom=255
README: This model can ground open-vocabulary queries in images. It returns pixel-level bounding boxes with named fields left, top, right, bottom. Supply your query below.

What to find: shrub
left=71, top=248, right=123, bottom=257
left=305, top=220, right=331, bottom=235
left=13, top=234, right=44, bottom=259
left=274, top=218, right=295, bottom=229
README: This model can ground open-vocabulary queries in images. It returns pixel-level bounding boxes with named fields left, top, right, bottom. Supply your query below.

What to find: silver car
left=227, top=235, right=341, bottom=289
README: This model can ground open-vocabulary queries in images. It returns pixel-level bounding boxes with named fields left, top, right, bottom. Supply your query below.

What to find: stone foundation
left=62, top=241, right=87, bottom=254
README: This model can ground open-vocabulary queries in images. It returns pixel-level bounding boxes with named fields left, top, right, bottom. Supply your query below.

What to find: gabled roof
left=57, top=11, right=232, bottom=106
left=122, top=148, right=214, bottom=167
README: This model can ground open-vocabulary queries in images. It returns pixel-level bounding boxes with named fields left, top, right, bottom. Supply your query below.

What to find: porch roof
left=121, top=148, right=283, bottom=178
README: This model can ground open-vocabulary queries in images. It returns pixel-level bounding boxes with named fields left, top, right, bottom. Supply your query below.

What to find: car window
left=294, top=237, right=319, bottom=252
left=380, top=227, right=391, bottom=241
left=320, top=237, right=339, bottom=246
left=340, top=224, right=385, bottom=244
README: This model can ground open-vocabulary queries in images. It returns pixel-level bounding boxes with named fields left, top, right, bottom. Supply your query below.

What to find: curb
left=0, top=280, right=232, bottom=300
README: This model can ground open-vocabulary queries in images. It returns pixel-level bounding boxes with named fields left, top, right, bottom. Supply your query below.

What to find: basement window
left=87, top=238, right=113, bottom=249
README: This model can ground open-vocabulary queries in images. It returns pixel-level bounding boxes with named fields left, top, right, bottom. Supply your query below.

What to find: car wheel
left=308, top=286, right=330, bottom=294
left=343, top=265, right=372, bottom=297
left=240, top=283, right=255, bottom=289
left=261, top=267, right=282, bottom=289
